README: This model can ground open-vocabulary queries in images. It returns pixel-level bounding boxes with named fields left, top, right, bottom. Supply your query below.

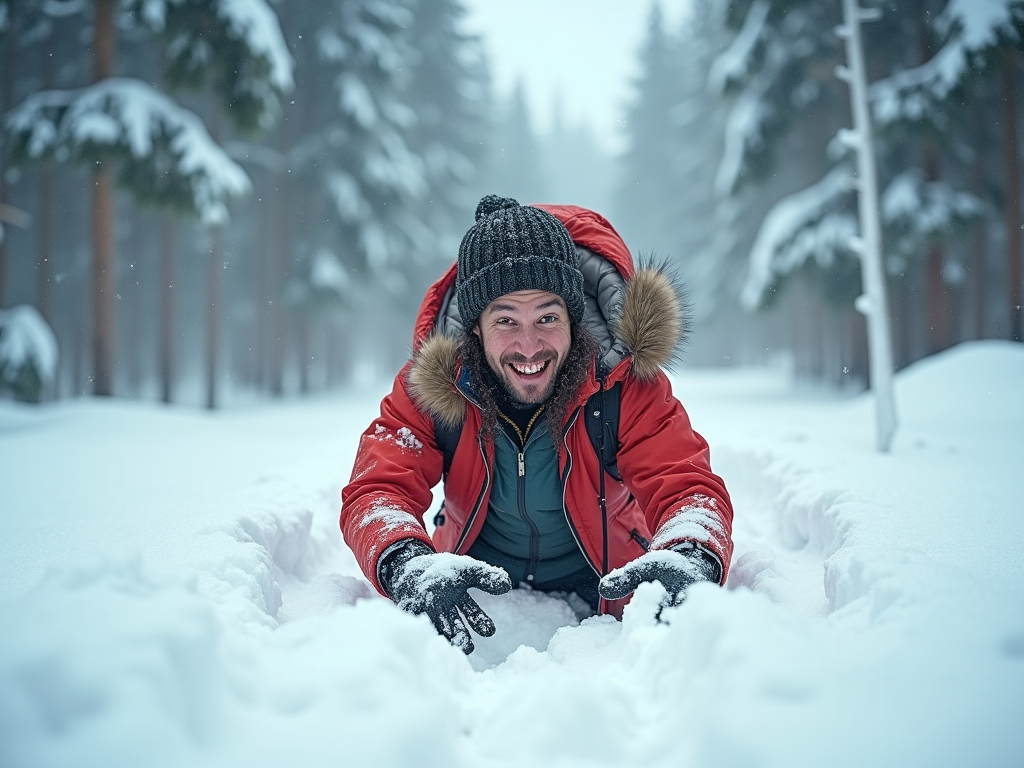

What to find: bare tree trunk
left=840, top=0, right=897, bottom=450
left=1004, top=49, right=1022, bottom=342
left=0, top=5, right=19, bottom=306
left=125, top=207, right=144, bottom=396
left=271, top=153, right=291, bottom=397
left=91, top=0, right=117, bottom=396
left=36, top=23, right=57, bottom=324
left=159, top=216, right=176, bottom=403
left=969, top=109, right=989, bottom=340
left=38, top=164, right=54, bottom=321
left=254, top=193, right=268, bottom=390
left=206, top=225, right=223, bottom=410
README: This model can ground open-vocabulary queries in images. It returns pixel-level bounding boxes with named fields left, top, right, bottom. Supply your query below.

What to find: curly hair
left=457, top=324, right=598, bottom=450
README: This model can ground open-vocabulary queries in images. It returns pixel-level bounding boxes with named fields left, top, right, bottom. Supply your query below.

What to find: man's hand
left=598, top=545, right=721, bottom=618
left=380, top=540, right=512, bottom=654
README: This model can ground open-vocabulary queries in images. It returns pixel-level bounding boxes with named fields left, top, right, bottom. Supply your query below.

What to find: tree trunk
left=254, top=192, right=268, bottom=390
left=922, top=143, right=952, bottom=354
left=272, top=173, right=291, bottom=397
left=0, top=5, right=19, bottom=306
left=91, top=0, right=117, bottom=396
left=969, top=108, right=989, bottom=340
left=36, top=21, right=57, bottom=323
left=206, top=225, right=223, bottom=410
left=160, top=216, right=176, bottom=403
left=841, top=0, right=897, bottom=451
left=37, top=164, right=54, bottom=321
left=1004, top=49, right=1022, bottom=342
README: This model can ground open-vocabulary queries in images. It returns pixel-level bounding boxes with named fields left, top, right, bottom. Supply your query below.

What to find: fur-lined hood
left=407, top=260, right=688, bottom=429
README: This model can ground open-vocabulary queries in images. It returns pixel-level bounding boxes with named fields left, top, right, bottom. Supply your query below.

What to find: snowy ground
left=1, top=341, right=1022, bottom=768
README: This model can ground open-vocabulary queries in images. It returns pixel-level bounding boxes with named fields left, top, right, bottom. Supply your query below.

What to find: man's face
left=474, top=289, right=572, bottom=406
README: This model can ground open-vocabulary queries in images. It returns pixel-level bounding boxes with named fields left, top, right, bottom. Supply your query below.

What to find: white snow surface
left=1, top=342, right=1022, bottom=767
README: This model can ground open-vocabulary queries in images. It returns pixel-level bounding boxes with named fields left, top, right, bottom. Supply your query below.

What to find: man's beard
left=459, top=325, right=598, bottom=446
left=493, top=349, right=561, bottom=407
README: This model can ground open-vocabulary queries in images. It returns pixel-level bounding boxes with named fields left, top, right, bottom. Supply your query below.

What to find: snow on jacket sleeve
left=341, top=362, right=443, bottom=593
left=615, top=370, right=734, bottom=583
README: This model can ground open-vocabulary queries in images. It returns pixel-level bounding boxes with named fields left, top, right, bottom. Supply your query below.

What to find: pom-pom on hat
left=456, top=195, right=585, bottom=327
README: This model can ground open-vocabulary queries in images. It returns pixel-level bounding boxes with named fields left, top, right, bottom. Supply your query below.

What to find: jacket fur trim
left=406, top=263, right=685, bottom=427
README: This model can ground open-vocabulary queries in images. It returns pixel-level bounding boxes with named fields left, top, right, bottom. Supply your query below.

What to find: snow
left=0, top=304, right=59, bottom=382
left=650, top=498, right=725, bottom=549
left=2, top=342, right=1023, bottom=766
left=6, top=78, right=251, bottom=225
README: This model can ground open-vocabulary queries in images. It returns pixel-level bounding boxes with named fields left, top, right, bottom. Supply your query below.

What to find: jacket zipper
left=560, top=408, right=601, bottom=578
left=452, top=432, right=491, bottom=554
left=506, top=431, right=542, bottom=581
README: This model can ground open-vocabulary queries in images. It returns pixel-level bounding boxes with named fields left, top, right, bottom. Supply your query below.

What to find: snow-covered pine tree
left=403, top=0, right=487, bottom=267
left=708, top=0, right=869, bottom=381
left=664, top=0, right=735, bottom=324
left=3, top=0, right=293, bottom=399
left=712, top=0, right=993, bottom=382
left=267, top=0, right=429, bottom=383
left=614, top=3, right=684, bottom=257
left=0, top=304, right=58, bottom=403
left=132, top=0, right=295, bottom=408
left=542, top=98, right=614, bottom=218
left=869, top=0, right=1024, bottom=342
left=479, top=81, right=548, bottom=206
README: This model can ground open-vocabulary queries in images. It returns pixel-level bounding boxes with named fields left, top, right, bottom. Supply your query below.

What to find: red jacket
left=341, top=206, right=733, bottom=616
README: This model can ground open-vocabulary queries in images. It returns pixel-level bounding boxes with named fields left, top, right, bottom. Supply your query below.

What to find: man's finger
left=432, top=606, right=474, bottom=654
left=457, top=595, right=497, bottom=637
left=462, top=563, right=512, bottom=596
left=598, top=563, right=643, bottom=600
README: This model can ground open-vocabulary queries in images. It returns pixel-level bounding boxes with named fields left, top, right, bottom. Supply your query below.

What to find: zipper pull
left=518, top=452, right=525, bottom=477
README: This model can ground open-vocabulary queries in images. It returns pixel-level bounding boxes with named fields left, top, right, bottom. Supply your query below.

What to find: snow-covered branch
left=871, top=0, right=1023, bottom=125
left=882, top=170, right=984, bottom=266
left=138, top=0, right=293, bottom=91
left=0, top=305, right=58, bottom=403
left=708, top=0, right=769, bottom=93
left=5, top=78, right=251, bottom=224
left=741, top=167, right=856, bottom=308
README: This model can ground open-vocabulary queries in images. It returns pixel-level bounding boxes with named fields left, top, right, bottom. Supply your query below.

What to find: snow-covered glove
left=379, top=539, right=512, bottom=654
left=598, top=544, right=722, bottom=619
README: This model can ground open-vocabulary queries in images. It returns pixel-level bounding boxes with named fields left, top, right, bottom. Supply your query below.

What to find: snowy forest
left=0, top=0, right=1022, bottom=407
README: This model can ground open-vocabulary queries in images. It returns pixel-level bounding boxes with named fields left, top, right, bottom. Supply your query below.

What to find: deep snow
left=1, top=341, right=1022, bottom=767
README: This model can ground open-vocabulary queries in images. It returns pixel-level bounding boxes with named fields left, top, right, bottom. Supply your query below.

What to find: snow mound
left=1, top=343, right=1023, bottom=766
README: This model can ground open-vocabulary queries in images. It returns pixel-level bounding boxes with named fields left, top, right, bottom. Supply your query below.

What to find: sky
left=460, top=0, right=692, bottom=155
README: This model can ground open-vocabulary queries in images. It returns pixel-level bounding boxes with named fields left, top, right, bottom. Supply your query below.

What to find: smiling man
left=341, top=196, right=733, bottom=653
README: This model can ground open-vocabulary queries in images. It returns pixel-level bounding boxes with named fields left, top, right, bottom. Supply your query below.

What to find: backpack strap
left=583, top=381, right=622, bottom=482
left=433, top=416, right=462, bottom=480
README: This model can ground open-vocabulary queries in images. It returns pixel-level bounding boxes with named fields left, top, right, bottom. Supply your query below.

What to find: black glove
left=379, top=539, right=512, bottom=654
left=598, top=544, right=721, bottom=619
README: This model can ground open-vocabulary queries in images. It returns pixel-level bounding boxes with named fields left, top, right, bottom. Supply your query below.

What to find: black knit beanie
left=456, top=195, right=585, bottom=327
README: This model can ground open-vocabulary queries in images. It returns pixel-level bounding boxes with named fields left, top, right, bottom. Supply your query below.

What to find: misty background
left=0, top=0, right=1020, bottom=408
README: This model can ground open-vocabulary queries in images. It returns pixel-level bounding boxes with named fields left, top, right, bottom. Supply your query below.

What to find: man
left=341, top=196, right=733, bottom=653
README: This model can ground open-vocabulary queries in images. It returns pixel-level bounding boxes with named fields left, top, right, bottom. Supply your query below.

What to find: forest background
left=0, top=0, right=1020, bottom=408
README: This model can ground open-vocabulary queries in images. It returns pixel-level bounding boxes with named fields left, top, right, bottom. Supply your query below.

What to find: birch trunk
left=839, top=0, right=897, bottom=451
left=1003, top=49, right=1022, bottom=342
